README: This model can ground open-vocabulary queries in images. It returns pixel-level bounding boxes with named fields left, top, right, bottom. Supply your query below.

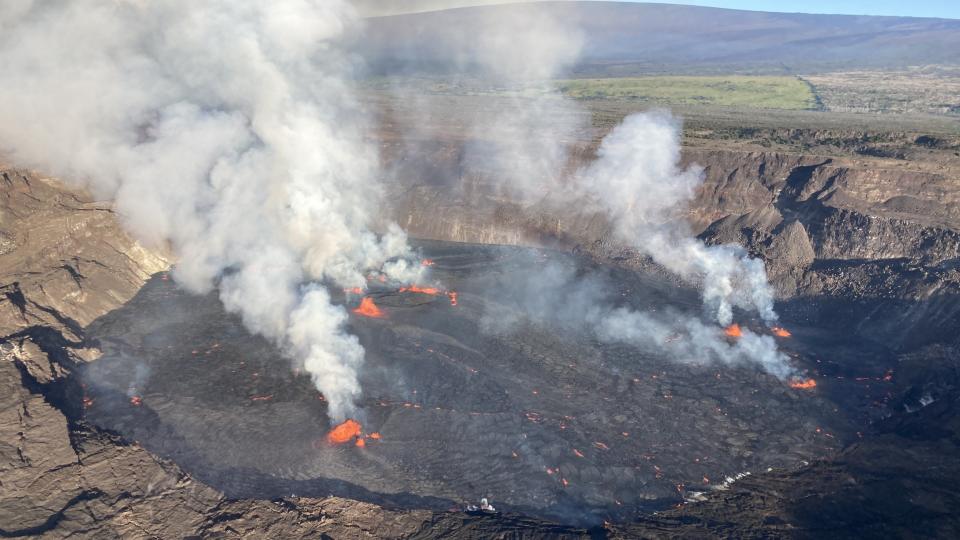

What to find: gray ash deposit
left=80, top=240, right=896, bottom=525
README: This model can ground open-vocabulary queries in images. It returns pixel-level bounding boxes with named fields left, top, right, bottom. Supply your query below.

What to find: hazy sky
left=356, top=0, right=960, bottom=19
left=638, top=1, right=959, bottom=19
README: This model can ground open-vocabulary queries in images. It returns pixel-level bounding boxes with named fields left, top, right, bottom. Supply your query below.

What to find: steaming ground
left=81, top=240, right=896, bottom=525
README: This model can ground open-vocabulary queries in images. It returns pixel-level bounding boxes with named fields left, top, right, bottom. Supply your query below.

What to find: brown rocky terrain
left=3, top=93, right=960, bottom=537
left=0, top=171, right=445, bottom=538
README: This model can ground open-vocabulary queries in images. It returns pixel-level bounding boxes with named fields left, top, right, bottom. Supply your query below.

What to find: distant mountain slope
left=353, top=0, right=518, bottom=17
left=360, top=1, right=960, bottom=74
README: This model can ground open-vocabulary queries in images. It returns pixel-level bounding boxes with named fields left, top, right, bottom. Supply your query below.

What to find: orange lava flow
left=129, top=396, right=143, bottom=406
left=355, top=438, right=366, bottom=448
left=368, top=432, right=382, bottom=440
left=421, top=259, right=435, bottom=266
left=327, top=419, right=363, bottom=444
left=447, top=291, right=458, bottom=306
left=724, top=323, right=743, bottom=338
left=771, top=326, right=792, bottom=338
left=400, top=285, right=440, bottom=295
left=789, top=378, right=818, bottom=390
left=353, top=297, right=385, bottom=318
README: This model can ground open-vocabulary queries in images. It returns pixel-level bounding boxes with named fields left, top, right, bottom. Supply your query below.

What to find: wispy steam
left=595, top=308, right=792, bottom=379
left=447, top=4, right=586, bottom=202
left=480, top=254, right=792, bottom=380
left=0, top=0, right=409, bottom=421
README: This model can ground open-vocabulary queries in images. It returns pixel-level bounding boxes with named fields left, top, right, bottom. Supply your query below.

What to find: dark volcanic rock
left=80, top=243, right=857, bottom=526
left=5, top=123, right=960, bottom=540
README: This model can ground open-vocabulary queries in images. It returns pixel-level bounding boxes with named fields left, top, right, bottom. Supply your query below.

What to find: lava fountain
left=327, top=419, right=364, bottom=444
left=724, top=323, right=743, bottom=338
left=789, top=378, right=818, bottom=390
left=772, top=326, right=792, bottom=338
left=353, top=297, right=386, bottom=318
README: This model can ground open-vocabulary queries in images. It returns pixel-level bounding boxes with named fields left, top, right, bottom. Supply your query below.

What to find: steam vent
left=3, top=1, right=960, bottom=538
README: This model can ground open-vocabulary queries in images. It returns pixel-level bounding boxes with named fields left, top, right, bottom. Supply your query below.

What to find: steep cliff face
left=690, top=148, right=960, bottom=262
left=395, top=145, right=951, bottom=275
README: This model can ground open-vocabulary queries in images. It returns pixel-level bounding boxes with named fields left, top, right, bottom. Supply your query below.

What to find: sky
left=355, top=0, right=960, bottom=19
left=636, top=1, right=960, bottom=19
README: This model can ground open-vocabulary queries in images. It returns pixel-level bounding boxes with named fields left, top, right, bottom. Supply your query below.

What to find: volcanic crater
left=80, top=240, right=898, bottom=525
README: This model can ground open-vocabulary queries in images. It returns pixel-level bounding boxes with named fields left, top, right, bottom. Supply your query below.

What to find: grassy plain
left=557, top=76, right=818, bottom=110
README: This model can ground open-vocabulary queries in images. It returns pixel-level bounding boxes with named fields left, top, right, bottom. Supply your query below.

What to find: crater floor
left=81, top=240, right=896, bottom=525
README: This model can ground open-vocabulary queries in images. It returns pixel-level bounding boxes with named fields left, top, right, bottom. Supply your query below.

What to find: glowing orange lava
left=400, top=285, right=440, bottom=295
left=421, top=259, right=435, bottom=266
left=353, top=297, right=385, bottom=318
left=771, top=326, right=792, bottom=338
left=327, top=419, right=363, bottom=444
left=789, top=378, right=818, bottom=390
left=355, top=438, right=366, bottom=448
left=724, top=324, right=743, bottom=338
left=447, top=291, right=458, bottom=306
left=130, top=396, right=143, bottom=406
left=368, top=432, right=382, bottom=440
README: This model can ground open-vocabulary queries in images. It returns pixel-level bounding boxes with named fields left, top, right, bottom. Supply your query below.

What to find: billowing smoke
left=0, top=0, right=412, bottom=421
left=553, top=113, right=787, bottom=377
left=575, top=112, right=778, bottom=326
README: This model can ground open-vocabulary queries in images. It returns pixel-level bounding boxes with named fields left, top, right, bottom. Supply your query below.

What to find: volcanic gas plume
left=0, top=0, right=419, bottom=421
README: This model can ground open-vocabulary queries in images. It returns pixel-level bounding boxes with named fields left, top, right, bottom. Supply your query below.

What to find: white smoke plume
left=575, top=112, right=778, bottom=326
left=0, top=0, right=411, bottom=421
left=562, top=112, right=788, bottom=377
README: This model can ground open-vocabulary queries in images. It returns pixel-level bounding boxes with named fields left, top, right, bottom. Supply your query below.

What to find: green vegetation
left=556, top=76, right=818, bottom=110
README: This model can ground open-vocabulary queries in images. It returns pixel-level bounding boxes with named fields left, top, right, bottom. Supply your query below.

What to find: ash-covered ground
left=81, top=240, right=899, bottom=526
